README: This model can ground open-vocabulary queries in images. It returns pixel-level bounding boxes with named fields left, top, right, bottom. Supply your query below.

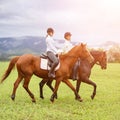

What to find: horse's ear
left=103, top=50, right=107, bottom=54
left=104, top=51, right=107, bottom=55
left=81, top=43, right=85, bottom=46
left=81, top=43, right=83, bottom=46
left=84, top=43, right=87, bottom=46
left=81, top=43, right=87, bottom=47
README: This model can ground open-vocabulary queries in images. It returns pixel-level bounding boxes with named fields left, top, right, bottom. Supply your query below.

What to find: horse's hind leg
left=11, top=75, right=23, bottom=101
left=39, top=79, right=57, bottom=99
left=39, top=79, right=47, bottom=99
left=50, top=79, right=61, bottom=102
left=23, top=76, right=36, bottom=102
left=46, top=80, right=57, bottom=99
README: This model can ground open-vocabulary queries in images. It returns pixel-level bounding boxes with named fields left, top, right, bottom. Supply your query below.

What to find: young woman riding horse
left=0, top=43, right=94, bottom=103
left=39, top=50, right=107, bottom=100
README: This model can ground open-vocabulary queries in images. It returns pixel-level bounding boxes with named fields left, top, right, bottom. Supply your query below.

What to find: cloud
left=0, top=0, right=120, bottom=44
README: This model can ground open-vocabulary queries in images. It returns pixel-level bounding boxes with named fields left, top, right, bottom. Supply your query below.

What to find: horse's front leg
left=23, top=76, right=36, bottom=103
left=63, top=79, right=83, bottom=102
left=50, top=79, right=61, bottom=102
left=91, top=81, right=97, bottom=100
left=76, top=79, right=82, bottom=93
left=82, top=77, right=97, bottom=100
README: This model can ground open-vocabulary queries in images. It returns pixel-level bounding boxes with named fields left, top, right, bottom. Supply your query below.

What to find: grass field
left=0, top=62, right=120, bottom=120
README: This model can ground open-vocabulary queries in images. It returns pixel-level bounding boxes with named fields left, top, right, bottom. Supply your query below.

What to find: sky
left=0, top=0, right=120, bottom=45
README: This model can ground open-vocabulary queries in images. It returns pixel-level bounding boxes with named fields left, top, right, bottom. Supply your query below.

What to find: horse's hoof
left=79, top=98, right=83, bottom=102
left=91, top=95, right=94, bottom=100
left=40, top=96, right=44, bottom=99
left=78, top=98, right=83, bottom=102
left=11, top=95, right=15, bottom=101
left=50, top=99, right=54, bottom=103
left=75, top=97, right=83, bottom=102
left=32, top=99, right=36, bottom=103
left=50, top=97, right=54, bottom=103
left=54, top=95, right=58, bottom=99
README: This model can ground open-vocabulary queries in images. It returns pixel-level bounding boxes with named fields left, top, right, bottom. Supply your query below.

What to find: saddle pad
left=40, top=58, right=60, bottom=70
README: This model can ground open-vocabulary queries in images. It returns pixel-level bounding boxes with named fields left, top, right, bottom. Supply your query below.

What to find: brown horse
left=39, top=50, right=107, bottom=100
left=76, top=50, right=107, bottom=100
left=0, top=43, right=94, bottom=103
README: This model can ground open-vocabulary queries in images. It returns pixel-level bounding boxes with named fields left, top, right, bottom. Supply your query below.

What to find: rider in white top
left=62, top=32, right=74, bottom=54
left=46, top=34, right=58, bottom=54
left=63, top=40, right=73, bottom=53
left=45, top=28, right=59, bottom=78
left=62, top=32, right=79, bottom=80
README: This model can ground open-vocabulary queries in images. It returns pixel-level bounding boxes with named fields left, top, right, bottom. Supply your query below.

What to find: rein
left=62, top=54, right=90, bottom=60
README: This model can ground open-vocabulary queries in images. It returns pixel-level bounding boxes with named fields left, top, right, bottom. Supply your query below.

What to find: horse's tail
left=0, top=56, right=20, bottom=83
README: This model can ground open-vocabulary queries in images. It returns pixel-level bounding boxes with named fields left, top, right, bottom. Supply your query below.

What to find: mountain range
left=0, top=36, right=119, bottom=60
left=0, top=36, right=46, bottom=60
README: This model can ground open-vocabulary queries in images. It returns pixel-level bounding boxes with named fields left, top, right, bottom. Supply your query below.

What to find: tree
left=107, top=45, right=120, bottom=63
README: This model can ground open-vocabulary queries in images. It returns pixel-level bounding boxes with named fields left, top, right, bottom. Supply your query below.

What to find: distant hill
left=0, top=36, right=46, bottom=60
left=0, top=36, right=119, bottom=60
left=99, top=41, right=120, bottom=49
left=0, top=36, right=66, bottom=60
left=89, top=41, right=120, bottom=50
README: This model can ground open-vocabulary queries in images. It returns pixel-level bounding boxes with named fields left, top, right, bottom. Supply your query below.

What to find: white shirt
left=46, top=35, right=58, bottom=54
left=62, top=40, right=74, bottom=54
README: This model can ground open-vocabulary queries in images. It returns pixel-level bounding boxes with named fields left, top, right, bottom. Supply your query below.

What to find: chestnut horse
left=0, top=43, right=94, bottom=102
left=39, top=50, right=107, bottom=100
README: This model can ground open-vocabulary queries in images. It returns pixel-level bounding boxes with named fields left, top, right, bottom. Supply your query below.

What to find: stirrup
left=72, top=75, right=78, bottom=81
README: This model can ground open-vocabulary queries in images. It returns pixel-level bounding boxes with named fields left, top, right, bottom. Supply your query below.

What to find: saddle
left=40, top=54, right=60, bottom=70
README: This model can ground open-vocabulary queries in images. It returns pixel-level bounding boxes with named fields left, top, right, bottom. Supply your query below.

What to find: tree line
left=0, top=45, right=120, bottom=63
left=107, top=45, right=120, bottom=63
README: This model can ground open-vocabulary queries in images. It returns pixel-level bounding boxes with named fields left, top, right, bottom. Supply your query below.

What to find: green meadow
left=0, top=62, right=120, bottom=120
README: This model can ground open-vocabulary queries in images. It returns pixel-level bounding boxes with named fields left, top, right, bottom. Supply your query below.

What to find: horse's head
left=76, top=43, right=94, bottom=63
left=98, top=51, right=107, bottom=69
left=91, top=50, right=107, bottom=69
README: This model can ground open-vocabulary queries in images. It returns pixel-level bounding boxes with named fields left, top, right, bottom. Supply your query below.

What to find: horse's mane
left=67, top=45, right=79, bottom=53
left=90, top=50, right=106, bottom=56
left=59, top=45, right=79, bottom=60
left=90, top=49, right=106, bottom=53
left=59, top=43, right=87, bottom=61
